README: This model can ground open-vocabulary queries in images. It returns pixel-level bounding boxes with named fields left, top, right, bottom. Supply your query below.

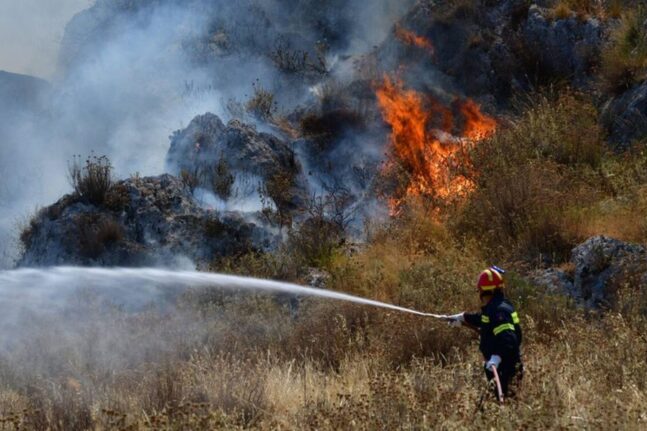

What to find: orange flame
left=376, top=76, right=496, bottom=211
left=394, top=25, right=435, bottom=55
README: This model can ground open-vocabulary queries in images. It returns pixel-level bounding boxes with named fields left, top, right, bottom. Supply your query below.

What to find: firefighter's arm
left=461, top=312, right=481, bottom=332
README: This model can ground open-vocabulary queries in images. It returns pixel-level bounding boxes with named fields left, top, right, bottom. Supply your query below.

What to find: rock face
left=166, top=113, right=306, bottom=210
left=522, top=5, right=603, bottom=85
left=381, top=2, right=606, bottom=107
left=19, top=175, right=277, bottom=267
left=602, top=81, right=647, bottom=148
left=530, top=236, right=647, bottom=307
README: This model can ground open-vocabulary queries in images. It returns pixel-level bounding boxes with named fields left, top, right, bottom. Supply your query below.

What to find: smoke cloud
left=0, top=0, right=92, bottom=79
left=0, top=0, right=414, bottom=268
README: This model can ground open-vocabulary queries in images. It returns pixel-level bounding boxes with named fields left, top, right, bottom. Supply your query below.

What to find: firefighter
left=446, top=267, right=523, bottom=399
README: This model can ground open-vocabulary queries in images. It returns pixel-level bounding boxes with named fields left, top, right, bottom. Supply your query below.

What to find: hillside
left=3, top=0, right=647, bottom=429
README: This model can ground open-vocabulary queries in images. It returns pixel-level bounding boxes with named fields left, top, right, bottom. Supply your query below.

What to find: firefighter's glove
left=485, top=355, right=502, bottom=371
left=446, top=312, right=464, bottom=327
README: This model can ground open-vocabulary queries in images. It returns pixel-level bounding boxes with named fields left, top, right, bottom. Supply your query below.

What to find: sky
left=0, top=0, right=93, bottom=79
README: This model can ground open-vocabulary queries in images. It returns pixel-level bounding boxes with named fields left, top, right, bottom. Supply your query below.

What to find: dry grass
left=0, top=274, right=646, bottom=430
left=600, top=5, right=647, bottom=94
left=9, top=31, right=647, bottom=428
left=5, top=191, right=647, bottom=429
left=549, top=0, right=635, bottom=20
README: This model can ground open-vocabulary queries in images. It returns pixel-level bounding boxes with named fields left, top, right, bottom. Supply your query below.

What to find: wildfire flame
left=394, top=25, right=435, bottom=56
left=376, top=76, right=496, bottom=211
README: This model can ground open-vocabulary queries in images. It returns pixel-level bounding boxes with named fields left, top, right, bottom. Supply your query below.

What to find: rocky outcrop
left=602, top=80, right=647, bottom=148
left=19, top=175, right=277, bottom=267
left=530, top=236, right=647, bottom=307
left=380, top=2, right=607, bottom=107
left=166, top=113, right=307, bottom=210
left=521, top=5, right=603, bottom=86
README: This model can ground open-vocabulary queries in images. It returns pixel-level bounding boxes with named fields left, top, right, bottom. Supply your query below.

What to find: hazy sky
left=0, top=0, right=93, bottom=79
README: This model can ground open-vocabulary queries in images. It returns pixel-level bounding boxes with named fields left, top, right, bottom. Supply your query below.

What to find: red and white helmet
left=476, top=267, right=505, bottom=294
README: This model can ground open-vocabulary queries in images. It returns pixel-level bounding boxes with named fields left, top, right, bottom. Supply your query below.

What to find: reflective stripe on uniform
left=493, top=323, right=515, bottom=336
left=511, top=312, right=520, bottom=324
left=479, top=284, right=505, bottom=291
left=481, top=315, right=490, bottom=324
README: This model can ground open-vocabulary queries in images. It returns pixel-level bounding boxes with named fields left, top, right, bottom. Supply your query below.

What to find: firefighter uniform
left=464, top=291, right=523, bottom=396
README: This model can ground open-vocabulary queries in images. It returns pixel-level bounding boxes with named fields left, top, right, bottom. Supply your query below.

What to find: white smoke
left=0, top=0, right=92, bottom=79
left=0, top=0, right=415, bottom=268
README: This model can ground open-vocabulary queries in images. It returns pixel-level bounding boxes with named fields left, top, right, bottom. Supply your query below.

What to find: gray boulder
left=572, top=236, right=646, bottom=307
left=530, top=236, right=646, bottom=307
left=522, top=5, right=603, bottom=86
left=602, top=80, right=647, bottom=148
left=18, top=174, right=277, bottom=268
left=528, top=267, right=575, bottom=297
left=166, top=113, right=306, bottom=211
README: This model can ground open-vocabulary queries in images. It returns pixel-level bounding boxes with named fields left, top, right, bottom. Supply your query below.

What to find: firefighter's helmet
left=476, top=267, right=504, bottom=294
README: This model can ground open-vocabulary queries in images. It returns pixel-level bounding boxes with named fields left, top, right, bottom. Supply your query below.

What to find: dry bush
left=245, top=80, right=277, bottom=120
left=300, top=109, right=365, bottom=152
left=103, top=182, right=130, bottom=212
left=68, top=154, right=114, bottom=206
left=287, top=217, right=343, bottom=269
left=19, top=214, right=41, bottom=251
left=73, top=213, right=124, bottom=259
left=549, top=0, right=635, bottom=20
left=284, top=190, right=357, bottom=269
left=552, top=2, right=575, bottom=19
left=560, top=144, right=647, bottom=243
left=453, top=92, right=606, bottom=264
left=259, top=171, right=295, bottom=229
left=270, top=38, right=328, bottom=76
left=211, top=158, right=235, bottom=200
left=551, top=0, right=603, bottom=19
left=210, top=250, right=300, bottom=282
left=433, top=0, right=480, bottom=23
left=180, top=168, right=201, bottom=193
left=600, top=5, right=647, bottom=94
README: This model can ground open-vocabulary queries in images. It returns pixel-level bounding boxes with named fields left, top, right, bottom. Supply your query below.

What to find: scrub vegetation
left=7, top=1, right=647, bottom=429
left=3, top=205, right=647, bottom=429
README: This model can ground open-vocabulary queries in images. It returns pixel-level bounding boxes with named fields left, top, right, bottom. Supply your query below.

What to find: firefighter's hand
left=446, top=312, right=464, bottom=327
left=485, top=355, right=502, bottom=371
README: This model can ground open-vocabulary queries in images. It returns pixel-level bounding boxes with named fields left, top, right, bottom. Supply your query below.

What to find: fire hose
left=491, top=366, right=504, bottom=404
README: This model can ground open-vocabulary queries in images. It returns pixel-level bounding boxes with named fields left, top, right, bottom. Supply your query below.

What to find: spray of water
left=0, top=267, right=444, bottom=317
